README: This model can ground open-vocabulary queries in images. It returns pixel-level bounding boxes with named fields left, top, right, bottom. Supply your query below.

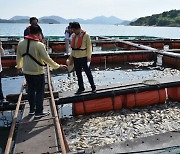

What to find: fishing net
left=0, top=110, right=23, bottom=127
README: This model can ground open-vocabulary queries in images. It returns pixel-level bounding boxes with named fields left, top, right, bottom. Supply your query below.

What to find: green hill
left=130, top=9, right=180, bottom=27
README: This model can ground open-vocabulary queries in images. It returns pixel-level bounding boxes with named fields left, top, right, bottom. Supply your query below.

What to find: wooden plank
left=88, top=131, right=180, bottom=154
left=115, top=39, right=157, bottom=51
left=157, top=50, right=180, bottom=58
left=14, top=100, right=60, bottom=154
left=6, top=91, right=59, bottom=103
left=96, top=36, right=157, bottom=51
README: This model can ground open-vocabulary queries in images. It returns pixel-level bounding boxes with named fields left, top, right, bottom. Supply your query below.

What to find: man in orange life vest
left=69, top=22, right=96, bottom=94
left=24, top=17, right=44, bottom=41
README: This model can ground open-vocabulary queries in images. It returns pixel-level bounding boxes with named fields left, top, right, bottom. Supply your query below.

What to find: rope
left=0, top=111, right=10, bottom=127
left=111, top=90, right=115, bottom=110
left=82, top=96, right=87, bottom=114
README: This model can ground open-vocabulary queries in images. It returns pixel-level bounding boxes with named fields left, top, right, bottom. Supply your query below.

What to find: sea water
left=0, top=23, right=180, bottom=39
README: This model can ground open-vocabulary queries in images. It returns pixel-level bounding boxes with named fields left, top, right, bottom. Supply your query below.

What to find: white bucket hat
left=66, top=58, right=74, bottom=72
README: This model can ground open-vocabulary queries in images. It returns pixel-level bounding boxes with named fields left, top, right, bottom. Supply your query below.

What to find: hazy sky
left=1, top=0, right=180, bottom=20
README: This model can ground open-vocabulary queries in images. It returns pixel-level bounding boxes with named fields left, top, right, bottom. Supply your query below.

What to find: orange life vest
left=26, top=26, right=43, bottom=41
left=71, top=30, right=86, bottom=50
left=24, top=34, right=40, bottom=41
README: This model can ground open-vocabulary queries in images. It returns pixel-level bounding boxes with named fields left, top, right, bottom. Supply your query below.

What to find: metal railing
left=47, top=65, right=69, bottom=154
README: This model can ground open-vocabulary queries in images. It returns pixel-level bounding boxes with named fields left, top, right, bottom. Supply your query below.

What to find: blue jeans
left=25, top=74, right=45, bottom=114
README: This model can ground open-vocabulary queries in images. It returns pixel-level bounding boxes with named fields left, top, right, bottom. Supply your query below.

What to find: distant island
left=1, top=9, right=180, bottom=27
left=0, top=15, right=130, bottom=25
left=130, top=9, right=180, bottom=27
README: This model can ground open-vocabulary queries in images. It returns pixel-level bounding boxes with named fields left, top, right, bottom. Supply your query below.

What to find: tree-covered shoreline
left=130, top=10, right=180, bottom=27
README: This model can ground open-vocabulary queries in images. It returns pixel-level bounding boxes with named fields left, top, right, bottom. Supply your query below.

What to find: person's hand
left=60, top=64, right=67, bottom=70
left=17, top=68, right=22, bottom=74
left=87, top=58, right=91, bottom=62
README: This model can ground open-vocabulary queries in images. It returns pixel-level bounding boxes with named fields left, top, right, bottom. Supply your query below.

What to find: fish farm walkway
left=4, top=66, right=68, bottom=154
left=14, top=100, right=60, bottom=154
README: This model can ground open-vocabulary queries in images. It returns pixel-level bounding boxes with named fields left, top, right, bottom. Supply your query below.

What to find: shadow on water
left=0, top=127, right=10, bottom=154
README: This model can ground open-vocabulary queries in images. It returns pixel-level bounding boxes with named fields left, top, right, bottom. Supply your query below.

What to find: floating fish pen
left=54, top=48, right=180, bottom=152
left=1, top=35, right=180, bottom=68
left=1, top=35, right=180, bottom=53
left=1, top=36, right=180, bottom=153
left=57, top=57, right=180, bottom=152
left=56, top=47, right=180, bottom=115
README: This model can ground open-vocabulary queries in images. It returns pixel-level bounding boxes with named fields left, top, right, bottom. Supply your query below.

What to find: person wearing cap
left=24, top=17, right=44, bottom=41
left=69, top=22, right=96, bottom=94
left=0, top=40, right=5, bottom=104
left=17, top=25, right=67, bottom=118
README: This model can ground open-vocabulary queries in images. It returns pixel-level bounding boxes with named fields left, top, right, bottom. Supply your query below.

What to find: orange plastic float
left=51, top=44, right=66, bottom=52
left=125, top=89, right=166, bottom=108
left=73, top=95, right=124, bottom=115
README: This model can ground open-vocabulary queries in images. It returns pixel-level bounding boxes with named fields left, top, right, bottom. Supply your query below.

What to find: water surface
left=0, top=23, right=180, bottom=39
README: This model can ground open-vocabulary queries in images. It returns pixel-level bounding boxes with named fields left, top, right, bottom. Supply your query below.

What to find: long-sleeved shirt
left=16, top=39, right=60, bottom=75
left=70, top=32, right=92, bottom=59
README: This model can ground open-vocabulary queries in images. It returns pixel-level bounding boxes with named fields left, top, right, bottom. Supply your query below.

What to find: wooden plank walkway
left=14, top=99, right=60, bottom=154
